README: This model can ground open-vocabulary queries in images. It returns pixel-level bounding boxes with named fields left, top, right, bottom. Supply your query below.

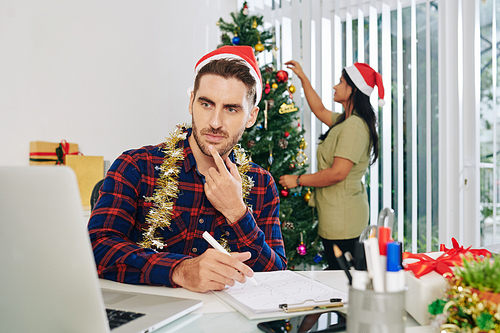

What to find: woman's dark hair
left=319, top=69, right=379, bottom=165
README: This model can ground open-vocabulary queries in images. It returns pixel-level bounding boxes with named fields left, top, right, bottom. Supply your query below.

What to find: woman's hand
left=285, top=60, right=306, bottom=81
left=279, top=174, right=300, bottom=189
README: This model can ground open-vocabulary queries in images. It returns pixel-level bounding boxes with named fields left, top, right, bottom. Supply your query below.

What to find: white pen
left=202, top=231, right=258, bottom=286
left=366, top=234, right=385, bottom=292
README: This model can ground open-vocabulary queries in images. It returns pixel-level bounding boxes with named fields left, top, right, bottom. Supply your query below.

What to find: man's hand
left=171, top=249, right=254, bottom=293
left=204, top=145, right=247, bottom=223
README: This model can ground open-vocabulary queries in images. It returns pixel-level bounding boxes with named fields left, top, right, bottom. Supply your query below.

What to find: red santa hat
left=345, top=63, right=385, bottom=107
left=194, top=45, right=262, bottom=107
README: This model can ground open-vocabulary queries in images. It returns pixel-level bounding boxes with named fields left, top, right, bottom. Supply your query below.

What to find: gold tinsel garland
left=138, top=124, right=254, bottom=251
left=431, top=276, right=500, bottom=333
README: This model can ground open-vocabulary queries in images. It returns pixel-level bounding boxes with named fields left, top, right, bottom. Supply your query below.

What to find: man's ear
left=246, top=106, right=260, bottom=128
left=188, top=91, right=195, bottom=115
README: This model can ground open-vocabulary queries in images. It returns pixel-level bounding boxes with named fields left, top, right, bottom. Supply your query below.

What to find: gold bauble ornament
left=289, top=84, right=296, bottom=94
left=216, top=21, right=220, bottom=26
left=255, top=41, right=265, bottom=52
left=272, top=83, right=278, bottom=89
left=252, top=19, right=258, bottom=29
left=303, top=188, right=312, bottom=203
left=299, top=137, right=307, bottom=150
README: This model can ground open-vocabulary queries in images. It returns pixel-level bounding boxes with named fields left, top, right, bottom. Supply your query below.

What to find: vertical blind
left=243, top=0, right=484, bottom=252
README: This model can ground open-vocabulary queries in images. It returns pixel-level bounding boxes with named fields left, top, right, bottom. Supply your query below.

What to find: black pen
left=333, top=244, right=352, bottom=285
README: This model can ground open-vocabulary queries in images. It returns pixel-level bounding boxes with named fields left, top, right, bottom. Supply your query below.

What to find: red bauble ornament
left=280, top=188, right=290, bottom=197
left=284, top=131, right=290, bottom=138
left=276, top=70, right=289, bottom=83
left=264, top=82, right=271, bottom=94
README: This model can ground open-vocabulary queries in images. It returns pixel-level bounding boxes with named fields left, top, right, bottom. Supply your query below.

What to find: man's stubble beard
left=191, top=116, right=246, bottom=158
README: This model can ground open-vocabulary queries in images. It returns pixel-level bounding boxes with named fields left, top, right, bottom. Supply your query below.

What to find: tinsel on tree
left=217, top=2, right=324, bottom=268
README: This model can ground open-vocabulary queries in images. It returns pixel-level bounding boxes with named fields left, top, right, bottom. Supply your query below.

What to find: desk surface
left=99, top=270, right=434, bottom=333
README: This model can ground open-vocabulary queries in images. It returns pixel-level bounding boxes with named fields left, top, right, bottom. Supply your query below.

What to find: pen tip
left=333, top=244, right=342, bottom=258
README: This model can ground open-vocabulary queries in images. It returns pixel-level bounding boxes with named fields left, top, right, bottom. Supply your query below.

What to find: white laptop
left=0, top=166, right=202, bottom=333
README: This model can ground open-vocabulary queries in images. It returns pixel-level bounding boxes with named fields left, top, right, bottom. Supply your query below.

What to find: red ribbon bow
left=29, top=140, right=80, bottom=165
left=402, top=237, right=491, bottom=278
left=55, top=140, right=80, bottom=164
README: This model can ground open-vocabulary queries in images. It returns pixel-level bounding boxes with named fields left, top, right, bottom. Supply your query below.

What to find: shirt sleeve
left=224, top=171, right=287, bottom=271
left=331, top=112, right=341, bottom=125
left=333, top=116, right=370, bottom=164
left=87, top=151, right=190, bottom=287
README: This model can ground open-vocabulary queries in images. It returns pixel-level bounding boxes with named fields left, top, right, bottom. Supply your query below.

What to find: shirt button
left=192, top=248, right=197, bottom=253
left=199, top=218, right=204, bottom=224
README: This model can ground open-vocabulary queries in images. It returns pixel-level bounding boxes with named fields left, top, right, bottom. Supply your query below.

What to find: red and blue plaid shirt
left=88, top=129, right=286, bottom=287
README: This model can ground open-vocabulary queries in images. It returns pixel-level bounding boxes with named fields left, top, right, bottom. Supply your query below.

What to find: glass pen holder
left=346, top=287, right=406, bottom=333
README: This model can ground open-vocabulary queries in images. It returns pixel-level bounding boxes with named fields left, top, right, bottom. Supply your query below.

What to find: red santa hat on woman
left=345, top=63, right=385, bottom=107
left=194, top=45, right=262, bottom=107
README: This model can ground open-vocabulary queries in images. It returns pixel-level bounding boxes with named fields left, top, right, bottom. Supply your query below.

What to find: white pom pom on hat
left=194, top=45, right=262, bottom=107
left=345, top=63, right=385, bottom=107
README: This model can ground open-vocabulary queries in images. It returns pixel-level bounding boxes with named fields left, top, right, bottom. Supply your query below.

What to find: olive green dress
left=308, top=111, right=370, bottom=240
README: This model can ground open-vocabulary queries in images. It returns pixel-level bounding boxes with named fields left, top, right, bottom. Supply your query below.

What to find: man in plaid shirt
left=88, top=46, right=287, bottom=292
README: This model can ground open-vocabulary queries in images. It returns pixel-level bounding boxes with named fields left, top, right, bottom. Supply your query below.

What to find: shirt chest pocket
left=156, top=210, right=188, bottom=253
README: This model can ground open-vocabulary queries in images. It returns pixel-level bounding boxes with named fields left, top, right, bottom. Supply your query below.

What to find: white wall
left=0, top=0, right=236, bottom=167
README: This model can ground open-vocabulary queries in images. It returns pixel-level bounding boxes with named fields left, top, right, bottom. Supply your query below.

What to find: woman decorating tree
left=279, top=61, right=383, bottom=270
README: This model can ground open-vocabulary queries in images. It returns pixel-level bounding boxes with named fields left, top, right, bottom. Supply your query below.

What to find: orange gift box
left=29, top=140, right=79, bottom=165
left=65, top=155, right=104, bottom=208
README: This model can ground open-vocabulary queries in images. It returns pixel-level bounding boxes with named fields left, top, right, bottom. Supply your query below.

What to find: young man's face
left=189, top=74, right=259, bottom=158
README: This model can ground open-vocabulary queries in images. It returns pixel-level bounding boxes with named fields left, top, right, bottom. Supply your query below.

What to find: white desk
left=99, top=271, right=435, bottom=333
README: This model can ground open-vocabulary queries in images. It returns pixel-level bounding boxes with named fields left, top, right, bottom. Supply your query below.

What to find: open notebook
left=0, top=166, right=202, bottom=333
left=213, top=270, right=348, bottom=320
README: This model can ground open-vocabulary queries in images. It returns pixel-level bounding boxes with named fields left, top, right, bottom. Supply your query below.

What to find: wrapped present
left=29, top=140, right=79, bottom=165
left=402, top=238, right=491, bottom=325
left=403, top=252, right=448, bottom=325
left=65, top=155, right=104, bottom=208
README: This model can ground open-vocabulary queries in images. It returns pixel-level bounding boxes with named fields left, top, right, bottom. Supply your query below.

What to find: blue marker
left=386, top=241, right=405, bottom=292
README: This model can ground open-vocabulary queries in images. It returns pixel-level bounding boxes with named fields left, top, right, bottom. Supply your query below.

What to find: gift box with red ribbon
left=402, top=238, right=491, bottom=326
left=29, top=140, right=79, bottom=165
left=403, top=238, right=491, bottom=279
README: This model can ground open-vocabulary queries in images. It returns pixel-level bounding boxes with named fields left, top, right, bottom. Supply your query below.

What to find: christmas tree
left=217, top=2, right=324, bottom=269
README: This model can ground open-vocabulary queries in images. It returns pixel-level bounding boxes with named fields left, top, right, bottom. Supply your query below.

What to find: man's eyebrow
left=197, top=96, right=215, bottom=105
left=197, top=96, right=243, bottom=110
left=224, top=103, right=243, bottom=110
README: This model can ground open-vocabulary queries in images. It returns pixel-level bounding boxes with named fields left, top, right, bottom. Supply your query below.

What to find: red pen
left=377, top=208, right=395, bottom=288
left=377, top=208, right=394, bottom=257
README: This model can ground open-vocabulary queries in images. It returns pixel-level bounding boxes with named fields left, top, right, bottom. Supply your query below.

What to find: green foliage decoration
left=428, top=255, right=500, bottom=332
left=455, top=255, right=500, bottom=293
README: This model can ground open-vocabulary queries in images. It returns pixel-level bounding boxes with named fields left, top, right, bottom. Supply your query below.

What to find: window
left=248, top=0, right=440, bottom=252
left=479, top=0, right=500, bottom=246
